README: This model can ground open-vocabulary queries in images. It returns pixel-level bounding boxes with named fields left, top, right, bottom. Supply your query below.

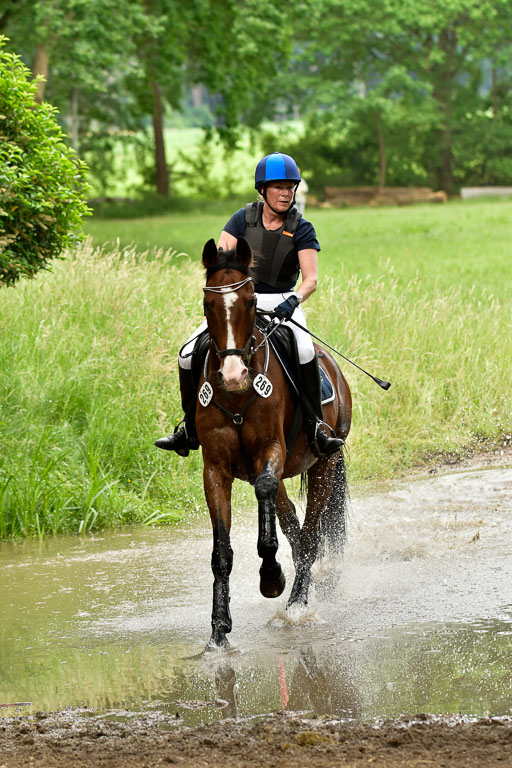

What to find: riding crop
left=258, top=311, right=391, bottom=390
left=289, top=317, right=391, bottom=390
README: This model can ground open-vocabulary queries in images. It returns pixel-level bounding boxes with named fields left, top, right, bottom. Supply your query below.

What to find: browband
left=205, top=250, right=250, bottom=280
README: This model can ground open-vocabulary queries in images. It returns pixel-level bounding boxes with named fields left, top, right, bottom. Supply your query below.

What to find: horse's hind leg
left=287, top=455, right=337, bottom=608
left=275, top=480, right=301, bottom=566
left=204, top=464, right=233, bottom=649
left=255, top=462, right=286, bottom=598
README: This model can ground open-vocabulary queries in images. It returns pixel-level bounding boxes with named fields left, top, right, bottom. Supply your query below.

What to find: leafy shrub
left=0, top=38, right=89, bottom=286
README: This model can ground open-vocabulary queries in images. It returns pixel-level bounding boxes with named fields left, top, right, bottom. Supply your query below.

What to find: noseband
left=203, top=276, right=256, bottom=361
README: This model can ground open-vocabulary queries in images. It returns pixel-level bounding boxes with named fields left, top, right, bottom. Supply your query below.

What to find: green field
left=1, top=198, right=511, bottom=538
left=85, top=197, right=512, bottom=299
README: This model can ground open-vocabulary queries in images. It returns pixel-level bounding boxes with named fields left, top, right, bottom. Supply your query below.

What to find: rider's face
left=264, top=181, right=295, bottom=212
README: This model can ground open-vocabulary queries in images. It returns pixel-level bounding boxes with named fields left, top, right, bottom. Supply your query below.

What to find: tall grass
left=0, top=242, right=206, bottom=538
left=1, top=199, right=511, bottom=538
left=315, top=268, right=511, bottom=478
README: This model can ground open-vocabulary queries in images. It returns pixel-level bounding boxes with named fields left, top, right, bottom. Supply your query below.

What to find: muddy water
left=1, top=462, right=511, bottom=725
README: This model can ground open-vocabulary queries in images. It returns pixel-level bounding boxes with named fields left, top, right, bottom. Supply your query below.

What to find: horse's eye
left=203, top=300, right=210, bottom=314
left=248, top=298, right=256, bottom=310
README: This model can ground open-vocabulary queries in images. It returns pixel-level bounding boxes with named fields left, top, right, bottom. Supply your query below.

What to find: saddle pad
left=320, top=368, right=335, bottom=405
left=265, top=321, right=335, bottom=405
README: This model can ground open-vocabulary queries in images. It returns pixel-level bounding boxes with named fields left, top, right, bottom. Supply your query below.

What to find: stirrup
left=310, top=421, right=343, bottom=459
left=154, top=420, right=198, bottom=456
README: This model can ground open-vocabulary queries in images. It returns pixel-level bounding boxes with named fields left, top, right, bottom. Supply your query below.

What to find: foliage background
left=0, top=40, right=88, bottom=285
left=3, top=0, right=512, bottom=197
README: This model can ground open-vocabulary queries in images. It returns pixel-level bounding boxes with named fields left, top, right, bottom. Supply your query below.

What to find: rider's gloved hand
left=274, top=295, right=299, bottom=321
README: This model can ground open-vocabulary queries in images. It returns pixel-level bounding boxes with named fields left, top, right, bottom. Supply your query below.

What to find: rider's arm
left=295, top=248, right=318, bottom=302
left=217, top=230, right=238, bottom=250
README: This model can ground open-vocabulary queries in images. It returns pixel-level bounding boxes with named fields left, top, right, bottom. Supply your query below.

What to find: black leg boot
left=154, top=367, right=199, bottom=456
left=299, top=358, right=343, bottom=458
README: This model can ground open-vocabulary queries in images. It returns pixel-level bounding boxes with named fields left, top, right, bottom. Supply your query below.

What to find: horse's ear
left=236, top=237, right=252, bottom=268
left=202, top=238, right=219, bottom=270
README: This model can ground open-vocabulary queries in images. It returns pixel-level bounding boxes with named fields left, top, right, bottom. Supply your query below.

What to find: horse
left=196, top=237, right=352, bottom=648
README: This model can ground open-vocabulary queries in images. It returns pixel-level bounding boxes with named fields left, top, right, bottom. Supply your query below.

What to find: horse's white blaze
left=221, top=291, right=247, bottom=388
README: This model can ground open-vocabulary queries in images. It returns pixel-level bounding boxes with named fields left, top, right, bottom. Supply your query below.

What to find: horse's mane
left=205, top=247, right=252, bottom=281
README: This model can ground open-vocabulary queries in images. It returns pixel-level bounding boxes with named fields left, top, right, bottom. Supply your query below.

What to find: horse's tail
left=319, top=449, right=348, bottom=556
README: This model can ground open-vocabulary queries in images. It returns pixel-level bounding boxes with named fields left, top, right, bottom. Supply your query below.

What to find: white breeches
left=178, top=291, right=316, bottom=369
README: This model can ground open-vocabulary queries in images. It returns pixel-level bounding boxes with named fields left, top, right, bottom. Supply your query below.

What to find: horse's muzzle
left=218, top=361, right=249, bottom=392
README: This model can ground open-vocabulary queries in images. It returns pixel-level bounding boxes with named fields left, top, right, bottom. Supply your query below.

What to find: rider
left=155, top=151, right=343, bottom=458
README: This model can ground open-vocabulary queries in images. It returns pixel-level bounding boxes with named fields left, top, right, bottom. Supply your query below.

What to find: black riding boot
left=154, top=367, right=199, bottom=456
left=299, top=358, right=343, bottom=458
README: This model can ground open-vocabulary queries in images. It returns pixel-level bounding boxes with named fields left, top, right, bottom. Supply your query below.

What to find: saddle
left=254, top=317, right=334, bottom=405
left=191, top=318, right=334, bottom=412
left=191, top=318, right=302, bottom=395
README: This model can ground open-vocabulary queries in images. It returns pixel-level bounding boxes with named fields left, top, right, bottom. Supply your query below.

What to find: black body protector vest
left=244, top=201, right=302, bottom=292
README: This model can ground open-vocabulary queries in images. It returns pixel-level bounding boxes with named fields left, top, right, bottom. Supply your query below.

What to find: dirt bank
left=1, top=712, right=512, bottom=768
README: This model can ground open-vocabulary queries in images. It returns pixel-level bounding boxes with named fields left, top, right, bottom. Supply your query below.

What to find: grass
left=0, top=243, right=207, bottom=538
left=1, top=198, right=511, bottom=538
left=85, top=197, right=512, bottom=299
left=85, top=197, right=250, bottom=256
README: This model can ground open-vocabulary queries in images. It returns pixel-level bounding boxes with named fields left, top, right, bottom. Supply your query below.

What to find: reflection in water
left=283, top=645, right=361, bottom=717
left=1, top=465, right=511, bottom=722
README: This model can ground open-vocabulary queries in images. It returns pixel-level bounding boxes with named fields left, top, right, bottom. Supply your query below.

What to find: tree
left=2, top=0, right=151, bottom=194
left=0, top=38, right=89, bottom=286
left=287, top=0, right=512, bottom=193
left=131, top=0, right=294, bottom=195
left=2, top=0, right=295, bottom=197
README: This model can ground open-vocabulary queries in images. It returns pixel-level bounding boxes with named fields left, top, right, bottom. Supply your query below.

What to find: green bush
left=0, top=38, right=89, bottom=286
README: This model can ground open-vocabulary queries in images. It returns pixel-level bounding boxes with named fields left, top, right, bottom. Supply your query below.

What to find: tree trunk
left=437, top=135, right=454, bottom=195
left=376, top=113, right=387, bottom=191
left=32, top=44, right=49, bottom=103
left=432, top=27, right=457, bottom=195
left=0, top=7, right=14, bottom=32
left=70, top=89, right=79, bottom=152
left=492, top=67, right=498, bottom=120
left=151, top=80, right=169, bottom=196
left=191, top=84, right=203, bottom=108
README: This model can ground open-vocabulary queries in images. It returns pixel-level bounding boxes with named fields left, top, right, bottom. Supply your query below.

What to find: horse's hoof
left=287, top=570, right=311, bottom=607
left=207, top=635, right=230, bottom=651
left=286, top=595, right=308, bottom=610
left=207, top=627, right=230, bottom=650
left=260, top=566, right=286, bottom=598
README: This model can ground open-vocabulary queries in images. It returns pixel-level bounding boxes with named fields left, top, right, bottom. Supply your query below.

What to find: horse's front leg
left=255, top=459, right=286, bottom=598
left=204, top=463, right=233, bottom=649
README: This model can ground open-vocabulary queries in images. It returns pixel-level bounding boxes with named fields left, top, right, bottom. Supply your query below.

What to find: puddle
left=1, top=463, right=511, bottom=724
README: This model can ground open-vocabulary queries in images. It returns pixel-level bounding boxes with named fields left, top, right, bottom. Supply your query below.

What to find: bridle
left=201, top=271, right=282, bottom=482
left=203, top=276, right=257, bottom=363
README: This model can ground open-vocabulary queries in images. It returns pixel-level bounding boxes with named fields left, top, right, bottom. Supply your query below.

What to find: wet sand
left=1, top=711, right=512, bottom=767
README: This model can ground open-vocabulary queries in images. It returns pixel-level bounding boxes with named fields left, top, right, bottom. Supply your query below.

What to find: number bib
left=253, top=373, right=273, bottom=399
left=198, top=381, right=213, bottom=407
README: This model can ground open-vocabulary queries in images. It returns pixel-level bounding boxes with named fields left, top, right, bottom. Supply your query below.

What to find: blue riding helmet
left=254, top=152, right=301, bottom=190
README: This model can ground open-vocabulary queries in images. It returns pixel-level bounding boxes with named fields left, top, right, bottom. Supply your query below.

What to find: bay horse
left=197, top=237, right=352, bottom=648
